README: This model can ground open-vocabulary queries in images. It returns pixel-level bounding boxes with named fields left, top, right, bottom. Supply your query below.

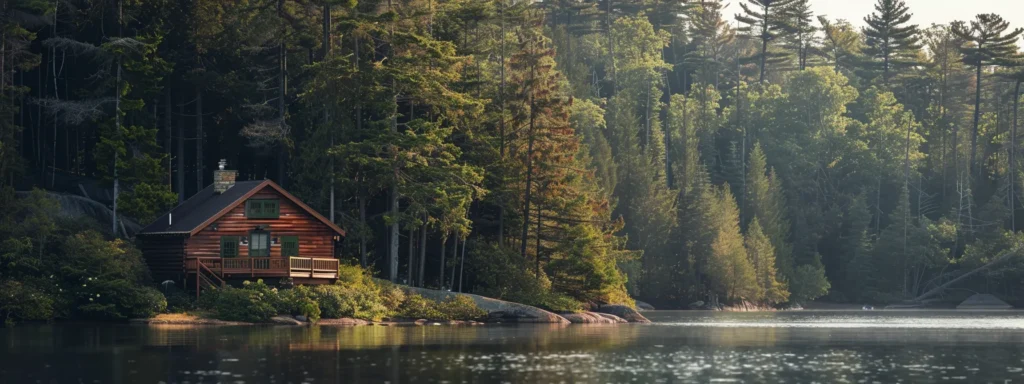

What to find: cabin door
left=249, top=231, right=270, bottom=257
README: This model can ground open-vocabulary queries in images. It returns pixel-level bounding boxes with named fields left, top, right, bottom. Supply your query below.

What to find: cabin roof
left=138, top=180, right=345, bottom=237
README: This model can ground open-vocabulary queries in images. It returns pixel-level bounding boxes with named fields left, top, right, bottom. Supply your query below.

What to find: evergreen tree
left=817, top=17, right=862, bottom=74
left=745, top=218, right=790, bottom=305
left=734, top=0, right=798, bottom=83
left=707, top=184, right=760, bottom=302
left=862, top=0, right=922, bottom=85
left=782, top=0, right=819, bottom=71
left=951, top=14, right=1023, bottom=176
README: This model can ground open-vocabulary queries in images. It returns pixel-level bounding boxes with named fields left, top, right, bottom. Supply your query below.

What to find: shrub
left=198, top=280, right=278, bottom=322
left=539, top=293, right=584, bottom=313
left=396, top=294, right=486, bottom=321
left=278, top=285, right=320, bottom=322
left=435, top=295, right=487, bottom=321
left=0, top=280, right=55, bottom=326
left=376, top=281, right=406, bottom=313
left=311, top=284, right=388, bottom=321
left=396, top=293, right=444, bottom=320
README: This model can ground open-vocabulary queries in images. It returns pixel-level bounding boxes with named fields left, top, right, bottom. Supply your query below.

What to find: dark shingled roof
left=139, top=180, right=266, bottom=234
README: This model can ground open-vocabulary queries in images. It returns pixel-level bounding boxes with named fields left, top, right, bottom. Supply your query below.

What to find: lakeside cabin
left=137, top=160, right=345, bottom=295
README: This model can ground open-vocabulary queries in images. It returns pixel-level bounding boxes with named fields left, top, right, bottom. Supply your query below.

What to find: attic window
left=246, top=199, right=280, bottom=219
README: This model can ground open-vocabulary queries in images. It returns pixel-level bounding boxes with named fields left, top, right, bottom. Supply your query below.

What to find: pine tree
left=817, top=17, right=861, bottom=74
left=686, top=0, right=735, bottom=87
left=744, top=143, right=793, bottom=279
left=707, top=184, right=760, bottom=302
left=862, top=0, right=922, bottom=85
left=843, top=194, right=876, bottom=301
left=745, top=218, right=790, bottom=305
left=951, top=14, right=1023, bottom=177
left=735, top=0, right=798, bottom=83
left=782, top=0, right=818, bottom=71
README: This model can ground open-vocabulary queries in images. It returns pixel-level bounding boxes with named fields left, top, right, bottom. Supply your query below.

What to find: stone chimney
left=214, top=159, right=237, bottom=194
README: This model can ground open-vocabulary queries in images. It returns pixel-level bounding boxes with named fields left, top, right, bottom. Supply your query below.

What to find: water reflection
left=2, top=311, right=1024, bottom=383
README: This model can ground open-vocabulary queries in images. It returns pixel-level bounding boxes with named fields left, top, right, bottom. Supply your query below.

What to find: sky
left=723, top=0, right=1024, bottom=30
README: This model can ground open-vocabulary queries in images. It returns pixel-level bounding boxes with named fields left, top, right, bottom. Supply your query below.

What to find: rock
left=562, top=312, right=628, bottom=324
left=634, top=300, right=656, bottom=311
left=594, top=304, right=651, bottom=323
left=294, top=315, right=308, bottom=322
left=593, top=312, right=628, bottom=323
left=270, top=315, right=304, bottom=325
left=688, top=301, right=706, bottom=309
left=403, top=286, right=570, bottom=324
left=957, top=293, right=1013, bottom=309
left=317, top=318, right=372, bottom=326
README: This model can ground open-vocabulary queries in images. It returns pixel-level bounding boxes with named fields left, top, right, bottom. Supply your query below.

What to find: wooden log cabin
left=137, top=160, right=345, bottom=294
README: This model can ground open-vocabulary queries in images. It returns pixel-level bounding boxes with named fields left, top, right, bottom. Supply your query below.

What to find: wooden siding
left=138, top=235, right=187, bottom=281
left=185, top=188, right=337, bottom=260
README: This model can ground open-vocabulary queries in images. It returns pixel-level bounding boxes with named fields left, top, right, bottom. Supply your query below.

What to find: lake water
left=3, top=310, right=1024, bottom=383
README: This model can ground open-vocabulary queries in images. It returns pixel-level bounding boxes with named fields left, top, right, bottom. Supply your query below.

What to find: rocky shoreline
left=136, top=289, right=653, bottom=326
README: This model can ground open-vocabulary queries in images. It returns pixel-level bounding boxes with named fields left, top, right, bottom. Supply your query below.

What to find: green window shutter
left=282, top=236, right=299, bottom=257
left=269, top=200, right=280, bottom=218
left=246, top=200, right=280, bottom=219
left=220, top=236, right=239, bottom=258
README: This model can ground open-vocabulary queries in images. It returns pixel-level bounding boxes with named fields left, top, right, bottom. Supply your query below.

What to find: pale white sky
left=724, top=0, right=1024, bottom=30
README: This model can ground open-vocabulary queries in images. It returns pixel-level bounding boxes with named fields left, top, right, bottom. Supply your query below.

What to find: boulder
left=403, top=286, right=570, bottom=324
left=634, top=300, right=656, bottom=311
left=957, top=293, right=1013, bottom=310
left=592, top=312, right=628, bottom=323
left=594, top=304, right=651, bottom=323
left=317, top=318, right=372, bottom=326
left=561, top=312, right=603, bottom=324
left=294, top=315, right=309, bottom=322
left=270, top=315, right=304, bottom=325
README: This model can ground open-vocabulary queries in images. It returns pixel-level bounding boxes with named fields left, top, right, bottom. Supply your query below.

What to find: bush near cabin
left=0, top=189, right=167, bottom=326
left=198, top=264, right=488, bottom=323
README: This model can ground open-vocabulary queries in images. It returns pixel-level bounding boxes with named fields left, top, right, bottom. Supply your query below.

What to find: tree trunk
left=458, top=235, right=466, bottom=292
left=439, top=233, right=447, bottom=289
left=324, top=1, right=334, bottom=223
left=407, top=227, right=414, bottom=284
left=450, top=234, right=459, bottom=290
left=112, top=0, right=122, bottom=236
left=758, top=6, right=768, bottom=84
left=277, top=0, right=288, bottom=186
left=418, top=217, right=427, bottom=286
left=970, top=62, right=982, bottom=176
left=196, top=88, right=203, bottom=189
left=388, top=85, right=399, bottom=283
left=521, top=95, right=536, bottom=260
left=177, top=93, right=185, bottom=199
left=536, top=204, right=542, bottom=278
left=1012, top=81, right=1021, bottom=232
left=497, top=0, right=506, bottom=246
left=165, top=88, right=172, bottom=190
left=359, top=193, right=367, bottom=267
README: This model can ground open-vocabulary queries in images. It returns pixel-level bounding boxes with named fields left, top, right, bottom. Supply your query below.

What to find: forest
left=2, top=0, right=1024, bottom=310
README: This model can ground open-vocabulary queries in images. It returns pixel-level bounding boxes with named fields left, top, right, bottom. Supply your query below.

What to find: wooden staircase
left=195, top=258, right=226, bottom=299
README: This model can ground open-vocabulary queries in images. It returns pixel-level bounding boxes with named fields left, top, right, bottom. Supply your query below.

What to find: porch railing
left=186, top=256, right=338, bottom=279
left=288, top=256, right=340, bottom=278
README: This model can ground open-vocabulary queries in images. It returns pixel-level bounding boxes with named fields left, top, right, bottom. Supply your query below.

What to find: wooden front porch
left=186, top=256, right=340, bottom=280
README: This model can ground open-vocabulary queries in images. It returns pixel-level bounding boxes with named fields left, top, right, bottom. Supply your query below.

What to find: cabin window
left=250, top=231, right=270, bottom=257
left=220, top=236, right=239, bottom=258
left=246, top=199, right=280, bottom=219
left=282, top=236, right=299, bottom=257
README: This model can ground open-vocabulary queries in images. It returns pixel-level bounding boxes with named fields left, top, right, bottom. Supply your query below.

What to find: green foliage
left=0, top=281, right=55, bottom=326
left=789, top=264, right=831, bottom=304
left=396, top=294, right=486, bottom=321
left=199, top=280, right=279, bottom=323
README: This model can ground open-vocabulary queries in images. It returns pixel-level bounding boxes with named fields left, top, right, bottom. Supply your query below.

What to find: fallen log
left=912, top=246, right=1021, bottom=303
